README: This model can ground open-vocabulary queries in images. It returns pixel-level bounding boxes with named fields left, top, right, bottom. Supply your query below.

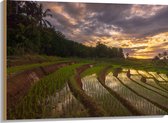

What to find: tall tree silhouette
left=126, top=53, right=129, bottom=59
left=158, top=53, right=162, bottom=59
left=163, top=51, right=167, bottom=60
left=35, top=3, right=52, bottom=27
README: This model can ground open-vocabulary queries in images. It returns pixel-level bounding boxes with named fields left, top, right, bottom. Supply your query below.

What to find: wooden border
left=3, top=0, right=7, bottom=120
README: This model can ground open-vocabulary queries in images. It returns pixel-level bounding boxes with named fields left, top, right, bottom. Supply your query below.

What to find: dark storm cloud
left=52, top=12, right=72, bottom=28
left=86, top=4, right=168, bottom=37
left=42, top=2, right=130, bottom=40
left=42, top=2, right=168, bottom=38
left=74, top=3, right=132, bottom=37
left=116, top=6, right=168, bottom=37
left=85, top=3, right=132, bottom=24
left=58, top=3, right=85, bottom=20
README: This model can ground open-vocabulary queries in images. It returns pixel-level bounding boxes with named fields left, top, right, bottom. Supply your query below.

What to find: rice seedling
left=69, top=73, right=107, bottom=117
left=105, top=73, right=167, bottom=115
left=118, top=73, right=168, bottom=111
left=159, top=74, right=168, bottom=81
left=81, top=65, right=105, bottom=78
left=130, top=69, right=168, bottom=92
left=147, top=72, right=168, bottom=91
left=82, top=74, right=132, bottom=116
left=42, top=83, right=88, bottom=118
left=148, top=72, right=165, bottom=81
left=145, top=79, right=168, bottom=92
left=130, top=75, right=168, bottom=98
left=8, top=63, right=87, bottom=119
left=137, top=70, right=153, bottom=78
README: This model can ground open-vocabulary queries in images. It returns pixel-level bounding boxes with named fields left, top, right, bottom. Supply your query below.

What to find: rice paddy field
left=7, top=55, right=168, bottom=119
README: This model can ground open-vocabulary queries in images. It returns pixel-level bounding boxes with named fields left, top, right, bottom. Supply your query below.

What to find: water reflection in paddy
left=131, top=75, right=168, bottom=97
left=42, top=83, right=88, bottom=118
left=138, top=70, right=153, bottom=78
left=82, top=74, right=131, bottom=116
left=148, top=72, right=165, bottom=81
left=130, top=69, right=138, bottom=75
left=119, top=73, right=168, bottom=109
left=105, top=72, right=167, bottom=115
left=159, top=74, right=168, bottom=81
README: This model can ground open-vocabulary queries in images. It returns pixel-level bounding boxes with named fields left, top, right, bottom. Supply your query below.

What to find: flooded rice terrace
left=42, top=83, right=88, bottom=118
left=38, top=69, right=168, bottom=117
left=105, top=73, right=166, bottom=115
left=82, top=74, right=131, bottom=116
left=80, top=69, right=168, bottom=116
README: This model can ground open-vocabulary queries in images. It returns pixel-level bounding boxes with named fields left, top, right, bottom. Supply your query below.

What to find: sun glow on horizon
left=83, top=32, right=168, bottom=59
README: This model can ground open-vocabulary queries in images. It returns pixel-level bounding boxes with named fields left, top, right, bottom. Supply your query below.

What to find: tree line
left=153, top=51, right=168, bottom=60
left=152, top=51, right=168, bottom=66
left=7, top=1, right=124, bottom=59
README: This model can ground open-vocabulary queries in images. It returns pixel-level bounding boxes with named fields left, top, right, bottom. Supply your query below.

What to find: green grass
left=8, top=54, right=62, bottom=62
left=7, top=55, right=65, bottom=68
left=81, top=64, right=109, bottom=78
left=7, top=61, right=61, bottom=74
left=8, top=63, right=87, bottom=119
left=7, top=55, right=95, bottom=74
left=7, top=55, right=69, bottom=74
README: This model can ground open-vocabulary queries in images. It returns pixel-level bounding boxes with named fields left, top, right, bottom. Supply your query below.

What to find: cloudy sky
left=42, top=2, right=168, bottom=59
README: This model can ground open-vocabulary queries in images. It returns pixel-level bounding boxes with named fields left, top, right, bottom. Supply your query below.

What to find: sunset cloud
left=41, top=2, right=168, bottom=59
left=125, top=5, right=166, bottom=19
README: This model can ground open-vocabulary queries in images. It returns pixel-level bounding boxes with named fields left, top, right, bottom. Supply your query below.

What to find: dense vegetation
left=7, top=1, right=124, bottom=59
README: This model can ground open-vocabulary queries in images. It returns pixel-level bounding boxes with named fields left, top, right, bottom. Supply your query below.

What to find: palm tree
left=36, top=3, right=53, bottom=28
left=22, top=2, right=52, bottom=28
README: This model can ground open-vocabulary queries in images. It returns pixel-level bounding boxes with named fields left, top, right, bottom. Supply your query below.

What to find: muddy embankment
left=75, top=64, right=92, bottom=89
left=68, top=64, right=107, bottom=117
left=7, top=61, right=75, bottom=112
